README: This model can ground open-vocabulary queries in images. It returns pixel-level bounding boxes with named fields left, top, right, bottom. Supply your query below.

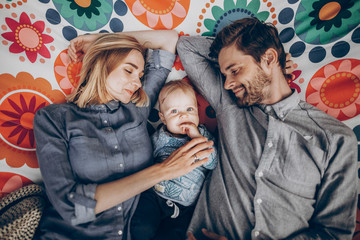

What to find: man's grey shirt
left=177, top=36, right=358, bottom=240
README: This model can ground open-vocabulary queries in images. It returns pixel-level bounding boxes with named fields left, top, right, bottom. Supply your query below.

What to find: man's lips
left=233, top=85, right=245, bottom=97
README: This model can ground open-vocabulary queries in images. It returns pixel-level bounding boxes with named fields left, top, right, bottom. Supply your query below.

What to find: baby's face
left=159, top=89, right=199, bottom=135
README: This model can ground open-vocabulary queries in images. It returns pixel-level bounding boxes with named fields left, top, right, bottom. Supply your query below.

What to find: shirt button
left=254, top=231, right=260, bottom=237
left=117, top=206, right=122, bottom=211
left=69, top=193, right=74, bottom=199
left=256, top=198, right=262, bottom=204
left=119, top=163, right=123, bottom=168
left=103, top=120, right=108, bottom=124
left=258, top=171, right=263, bottom=177
left=114, top=145, right=118, bottom=149
left=279, top=113, right=284, bottom=118
left=267, top=142, right=273, bottom=148
left=265, top=106, right=271, bottom=112
left=118, top=230, right=123, bottom=236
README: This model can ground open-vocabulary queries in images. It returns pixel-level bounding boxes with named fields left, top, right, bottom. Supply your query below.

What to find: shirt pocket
left=69, top=136, right=108, bottom=182
left=270, top=131, right=323, bottom=199
left=123, top=121, right=153, bottom=171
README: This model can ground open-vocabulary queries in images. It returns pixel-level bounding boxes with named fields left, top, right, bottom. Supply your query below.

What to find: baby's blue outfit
left=151, top=124, right=218, bottom=206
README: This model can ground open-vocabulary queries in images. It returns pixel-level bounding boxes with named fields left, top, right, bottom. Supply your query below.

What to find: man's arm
left=177, top=36, right=225, bottom=111
left=287, top=128, right=358, bottom=239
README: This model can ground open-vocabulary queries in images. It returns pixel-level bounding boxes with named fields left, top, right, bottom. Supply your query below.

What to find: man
left=177, top=17, right=358, bottom=240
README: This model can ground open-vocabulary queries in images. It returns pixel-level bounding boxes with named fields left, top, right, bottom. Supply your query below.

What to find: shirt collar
left=258, top=90, right=299, bottom=121
left=105, top=100, right=121, bottom=111
left=87, top=100, right=121, bottom=111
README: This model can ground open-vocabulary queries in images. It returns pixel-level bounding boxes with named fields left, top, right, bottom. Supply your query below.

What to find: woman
left=33, top=30, right=213, bottom=239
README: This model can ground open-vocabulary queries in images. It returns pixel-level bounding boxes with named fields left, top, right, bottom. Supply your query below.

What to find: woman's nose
left=133, top=77, right=142, bottom=88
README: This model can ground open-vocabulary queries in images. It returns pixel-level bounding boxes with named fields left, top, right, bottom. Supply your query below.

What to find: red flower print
left=1, top=94, right=46, bottom=148
left=0, top=72, right=65, bottom=168
left=1, top=12, right=54, bottom=63
left=287, top=70, right=302, bottom=93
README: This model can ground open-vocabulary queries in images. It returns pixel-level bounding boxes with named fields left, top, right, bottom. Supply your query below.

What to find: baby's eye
left=171, top=109, right=178, bottom=114
left=187, top=107, right=194, bottom=112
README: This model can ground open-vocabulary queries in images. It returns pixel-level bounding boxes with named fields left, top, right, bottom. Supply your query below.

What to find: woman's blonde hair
left=66, top=33, right=149, bottom=108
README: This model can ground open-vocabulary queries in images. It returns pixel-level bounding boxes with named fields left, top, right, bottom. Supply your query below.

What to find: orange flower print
left=126, top=0, right=190, bottom=29
left=54, top=49, right=82, bottom=95
left=1, top=12, right=54, bottom=63
left=306, top=59, right=360, bottom=121
left=0, top=72, right=65, bottom=168
left=0, top=172, right=32, bottom=199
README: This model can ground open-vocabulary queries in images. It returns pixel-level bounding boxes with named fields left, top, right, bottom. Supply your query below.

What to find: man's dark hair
left=210, top=17, right=286, bottom=75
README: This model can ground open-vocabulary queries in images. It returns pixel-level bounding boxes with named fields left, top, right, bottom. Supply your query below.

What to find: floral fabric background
left=0, top=0, right=359, bottom=237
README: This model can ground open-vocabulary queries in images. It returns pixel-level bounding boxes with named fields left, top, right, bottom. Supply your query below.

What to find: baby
left=131, top=80, right=218, bottom=240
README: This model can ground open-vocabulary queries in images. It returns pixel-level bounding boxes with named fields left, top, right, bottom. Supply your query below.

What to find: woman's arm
left=94, top=137, right=214, bottom=214
left=34, top=105, right=214, bottom=223
left=68, top=30, right=178, bottom=62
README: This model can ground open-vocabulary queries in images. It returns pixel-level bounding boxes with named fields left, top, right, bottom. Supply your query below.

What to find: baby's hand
left=180, top=123, right=202, bottom=139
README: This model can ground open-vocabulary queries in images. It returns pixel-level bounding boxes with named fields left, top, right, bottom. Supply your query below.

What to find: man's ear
left=261, top=48, right=278, bottom=74
left=159, top=111, right=166, bottom=125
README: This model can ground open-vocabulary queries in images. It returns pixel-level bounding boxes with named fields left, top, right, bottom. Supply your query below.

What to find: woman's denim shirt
left=33, top=49, right=175, bottom=240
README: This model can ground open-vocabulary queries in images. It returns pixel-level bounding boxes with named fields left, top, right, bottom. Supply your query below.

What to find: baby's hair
left=158, top=80, right=196, bottom=112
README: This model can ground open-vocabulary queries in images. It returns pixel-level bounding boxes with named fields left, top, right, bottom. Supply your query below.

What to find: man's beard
left=236, top=68, right=271, bottom=107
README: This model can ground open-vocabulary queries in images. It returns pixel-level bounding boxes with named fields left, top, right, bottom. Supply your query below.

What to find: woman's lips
left=125, top=89, right=134, bottom=95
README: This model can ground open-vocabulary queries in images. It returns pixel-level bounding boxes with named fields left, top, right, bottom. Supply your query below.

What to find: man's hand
left=285, top=53, right=295, bottom=80
left=187, top=229, right=228, bottom=240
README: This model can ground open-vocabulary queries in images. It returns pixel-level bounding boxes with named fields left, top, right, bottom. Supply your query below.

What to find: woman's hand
left=67, top=30, right=178, bottom=62
left=285, top=53, right=295, bottom=80
left=68, top=34, right=100, bottom=62
left=187, top=229, right=228, bottom=240
left=159, top=137, right=214, bottom=181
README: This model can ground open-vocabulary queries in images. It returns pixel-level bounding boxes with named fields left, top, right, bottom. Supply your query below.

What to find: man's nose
left=224, top=77, right=234, bottom=90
